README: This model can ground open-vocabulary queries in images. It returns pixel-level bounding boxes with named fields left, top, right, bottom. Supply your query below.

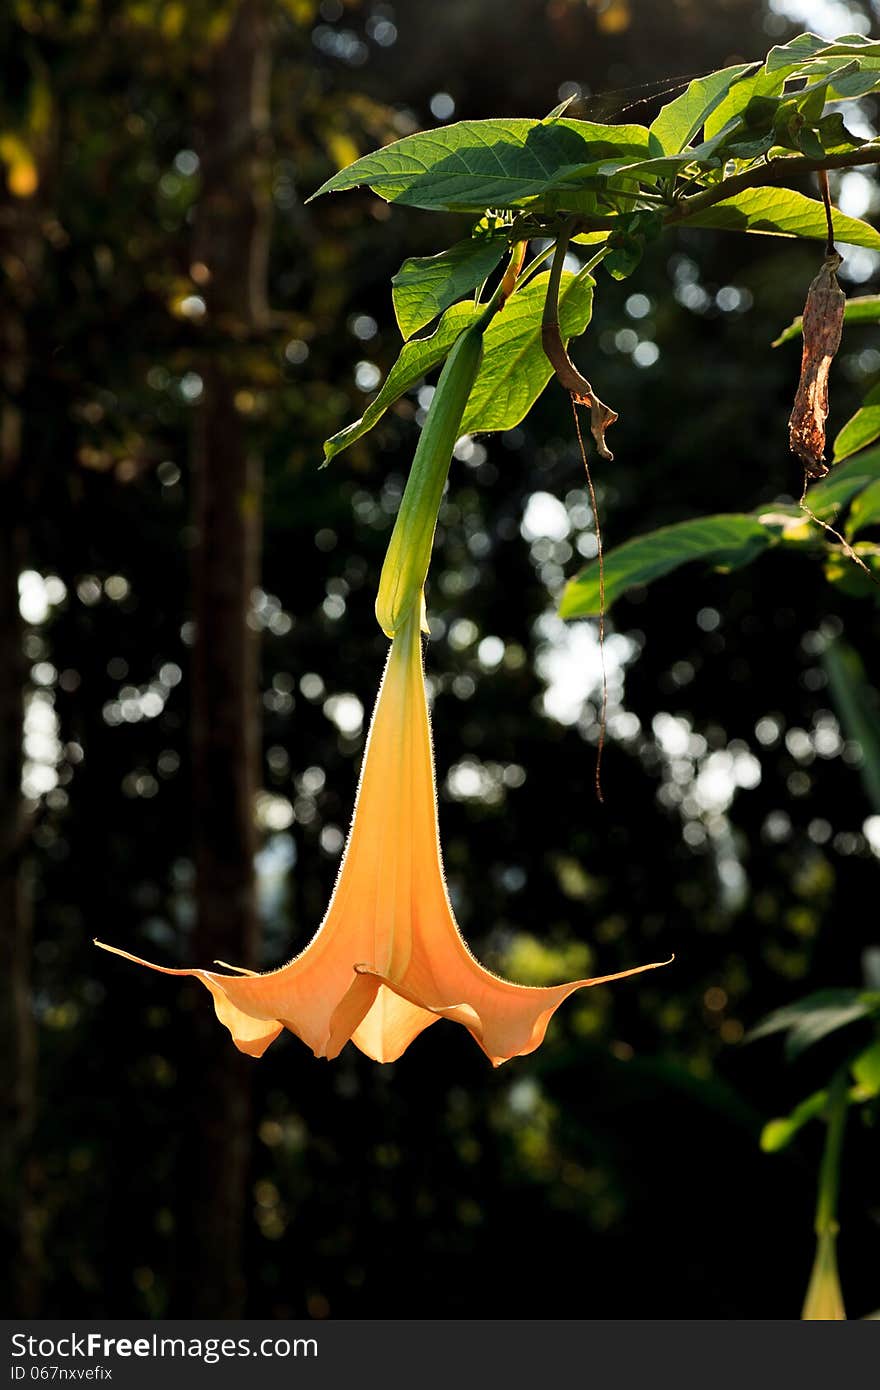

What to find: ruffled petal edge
left=352, top=955, right=673, bottom=1066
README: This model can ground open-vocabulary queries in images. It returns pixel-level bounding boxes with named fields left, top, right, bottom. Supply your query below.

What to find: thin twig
left=670, top=145, right=880, bottom=222
left=799, top=476, right=876, bottom=582
left=560, top=146, right=880, bottom=237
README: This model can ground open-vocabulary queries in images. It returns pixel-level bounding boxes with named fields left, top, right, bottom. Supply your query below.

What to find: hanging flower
left=97, top=603, right=667, bottom=1065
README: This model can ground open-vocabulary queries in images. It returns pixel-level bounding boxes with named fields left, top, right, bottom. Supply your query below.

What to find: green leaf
left=815, top=37, right=880, bottom=60
left=601, top=210, right=663, bottom=281
left=812, top=111, right=866, bottom=155
left=572, top=230, right=611, bottom=248
left=847, top=477, right=880, bottom=535
left=762, top=447, right=880, bottom=548
left=703, top=65, right=786, bottom=140
left=773, top=294, right=880, bottom=346
left=323, top=269, right=592, bottom=463
left=682, top=186, right=880, bottom=249
left=804, top=444, right=880, bottom=519
left=787, top=998, right=876, bottom=1057
left=607, top=153, right=704, bottom=180
left=798, top=74, right=834, bottom=124
left=392, top=237, right=507, bottom=340
left=722, top=132, right=776, bottom=162
left=460, top=268, right=594, bottom=433
left=793, top=126, right=827, bottom=160
left=308, top=117, right=651, bottom=213
left=822, top=637, right=880, bottom=814
left=765, top=33, right=832, bottom=74
left=559, top=514, right=773, bottom=619
left=649, top=63, right=755, bottom=154
left=604, top=238, right=644, bottom=280
left=803, top=52, right=880, bottom=75
left=608, top=125, right=732, bottom=182
left=828, top=68, right=880, bottom=100
left=833, top=382, right=880, bottom=462
left=761, top=1088, right=829, bottom=1153
left=748, top=988, right=877, bottom=1059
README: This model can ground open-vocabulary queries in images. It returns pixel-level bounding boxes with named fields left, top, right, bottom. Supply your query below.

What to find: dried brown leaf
left=789, top=252, right=846, bottom=480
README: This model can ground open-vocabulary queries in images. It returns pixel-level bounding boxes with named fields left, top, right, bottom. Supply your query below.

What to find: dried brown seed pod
left=788, top=251, right=845, bottom=480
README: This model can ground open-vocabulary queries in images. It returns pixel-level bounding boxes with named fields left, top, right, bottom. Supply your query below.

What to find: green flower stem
left=512, top=241, right=557, bottom=290
left=815, top=1065, right=849, bottom=1236
left=580, top=245, right=612, bottom=278
left=375, top=244, right=522, bottom=638
left=802, top=1068, right=849, bottom=1319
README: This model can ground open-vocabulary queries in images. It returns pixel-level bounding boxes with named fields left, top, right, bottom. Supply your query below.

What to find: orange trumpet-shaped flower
left=97, top=606, right=667, bottom=1065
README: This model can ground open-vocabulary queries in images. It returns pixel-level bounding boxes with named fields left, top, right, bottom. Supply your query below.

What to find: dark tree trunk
left=0, top=476, right=35, bottom=1313
left=175, top=0, right=272, bottom=1317
left=0, top=332, right=38, bottom=1316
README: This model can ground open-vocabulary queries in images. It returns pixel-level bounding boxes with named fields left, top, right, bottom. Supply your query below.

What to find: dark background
left=2, top=0, right=878, bottom=1319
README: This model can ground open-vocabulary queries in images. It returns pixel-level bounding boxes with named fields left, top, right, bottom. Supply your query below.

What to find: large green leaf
left=772, top=293, right=880, bottom=346
left=308, top=118, right=651, bottom=213
left=804, top=444, right=880, bottom=519
left=765, top=35, right=880, bottom=99
left=558, top=514, right=773, bottom=619
left=607, top=124, right=737, bottom=182
left=797, top=57, right=880, bottom=102
left=847, top=477, right=880, bottom=535
left=606, top=153, right=708, bottom=181
left=748, top=988, right=878, bottom=1059
left=558, top=451, right=880, bottom=622
left=649, top=64, right=755, bottom=154
left=703, top=65, right=786, bottom=140
left=812, top=37, right=880, bottom=61
left=682, top=186, right=880, bottom=249
left=766, top=32, right=839, bottom=73
left=392, top=236, right=507, bottom=340
left=323, top=269, right=592, bottom=464
left=833, top=381, right=880, bottom=462
left=826, top=66, right=880, bottom=100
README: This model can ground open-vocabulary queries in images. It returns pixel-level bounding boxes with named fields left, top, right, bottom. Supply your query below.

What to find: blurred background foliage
left=1, top=0, right=878, bottom=1319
